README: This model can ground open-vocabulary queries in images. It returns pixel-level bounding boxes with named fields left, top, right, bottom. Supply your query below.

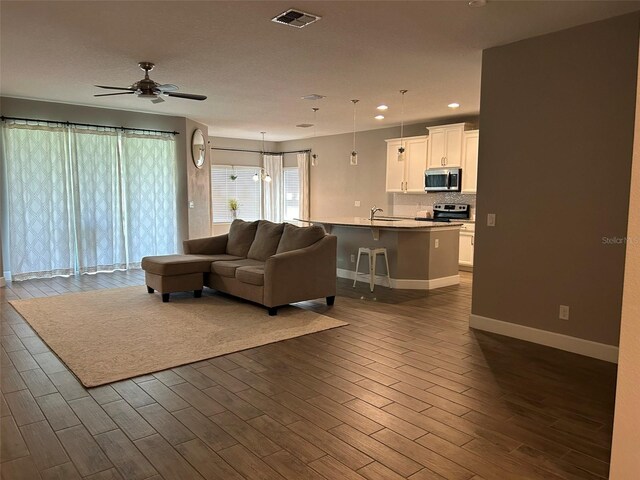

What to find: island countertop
left=306, top=217, right=463, bottom=229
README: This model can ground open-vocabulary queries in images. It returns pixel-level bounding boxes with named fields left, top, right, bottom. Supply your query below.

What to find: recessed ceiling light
left=377, top=105, right=388, bottom=111
left=301, top=94, right=326, bottom=101
left=448, top=102, right=460, bottom=109
left=468, top=0, right=487, bottom=7
left=374, top=115, right=385, bottom=120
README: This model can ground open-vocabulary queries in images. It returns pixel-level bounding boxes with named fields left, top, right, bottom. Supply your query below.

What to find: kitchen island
left=307, top=217, right=462, bottom=290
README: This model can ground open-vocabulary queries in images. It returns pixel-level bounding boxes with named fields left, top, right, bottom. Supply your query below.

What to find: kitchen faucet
left=370, top=206, right=383, bottom=221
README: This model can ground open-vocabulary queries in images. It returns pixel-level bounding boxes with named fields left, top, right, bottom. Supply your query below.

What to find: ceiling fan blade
left=95, top=85, right=136, bottom=91
left=94, top=92, right=136, bottom=97
left=166, top=92, right=207, bottom=101
left=157, top=84, right=178, bottom=92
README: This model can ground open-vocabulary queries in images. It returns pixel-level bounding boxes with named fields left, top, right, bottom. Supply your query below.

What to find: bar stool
left=353, top=247, right=391, bottom=292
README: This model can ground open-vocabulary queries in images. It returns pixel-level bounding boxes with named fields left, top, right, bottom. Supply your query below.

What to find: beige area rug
left=10, top=287, right=347, bottom=387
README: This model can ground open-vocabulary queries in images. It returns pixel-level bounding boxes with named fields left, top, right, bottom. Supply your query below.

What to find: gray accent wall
left=472, top=13, right=640, bottom=347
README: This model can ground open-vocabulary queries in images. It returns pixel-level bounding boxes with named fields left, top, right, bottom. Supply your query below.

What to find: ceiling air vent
left=272, top=9, right=321, bottom=28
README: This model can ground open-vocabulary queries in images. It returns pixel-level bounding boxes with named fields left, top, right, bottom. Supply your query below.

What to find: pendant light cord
left=312, top=108, right=319, bottom=162
left=351, top=99, right=359, bottom=152
left=400, top=89, right=407, bottom=146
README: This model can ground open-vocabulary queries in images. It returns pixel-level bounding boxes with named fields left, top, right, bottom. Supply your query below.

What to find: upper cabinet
left=426, top=123, right=470, bottom=169
left=385, top=135, right=428, bottom=193
left=461, top=130, right=479, bottom=194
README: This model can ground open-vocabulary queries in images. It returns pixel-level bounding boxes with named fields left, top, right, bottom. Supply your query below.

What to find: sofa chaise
left=141, top=219, right=337, bottom=315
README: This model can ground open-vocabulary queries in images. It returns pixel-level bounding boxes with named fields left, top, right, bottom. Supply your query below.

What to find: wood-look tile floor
left=0, top=270, right=617, bottom=480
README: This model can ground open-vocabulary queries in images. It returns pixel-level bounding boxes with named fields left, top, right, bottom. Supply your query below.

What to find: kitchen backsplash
left=392, top=193, right=477, bottom=220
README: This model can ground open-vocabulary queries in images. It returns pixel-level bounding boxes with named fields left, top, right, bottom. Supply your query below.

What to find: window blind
left=211, top=166, right=262, bottom=223
left=283, top=167, right=300, bottom=221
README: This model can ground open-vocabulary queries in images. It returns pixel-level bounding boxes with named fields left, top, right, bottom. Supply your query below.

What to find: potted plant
left=228, top=198, right=239, bottom=220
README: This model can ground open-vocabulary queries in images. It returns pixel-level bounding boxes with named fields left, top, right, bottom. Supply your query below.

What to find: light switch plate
left=354, top=201, right=360, bottom=207
left=487, top=213, right=496, bottom=227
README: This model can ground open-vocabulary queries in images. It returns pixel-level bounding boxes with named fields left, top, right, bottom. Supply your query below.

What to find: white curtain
left=2, top=122, right=76, bottom=279
left=1, top=120, right=177, bottom=280
left=297, top=152, right=310, bottom=220
left=121, top=131, right=177, bottom=267
left=263, top=154, right=283, bottom=222
left=70, top=126, right=126, bottom=273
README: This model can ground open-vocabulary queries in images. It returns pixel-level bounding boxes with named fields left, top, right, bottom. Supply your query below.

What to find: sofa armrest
left=183, top=234, right=228, bottom=255
left=263, top=235, right=337, bottom=307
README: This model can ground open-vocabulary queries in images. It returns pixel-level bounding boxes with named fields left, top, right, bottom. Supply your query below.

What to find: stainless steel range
left=431, top=203, right=471, bottom=222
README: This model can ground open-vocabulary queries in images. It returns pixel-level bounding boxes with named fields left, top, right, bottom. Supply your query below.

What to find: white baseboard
left=469, top=314, right=619, bottom=363
left=337, top=268, right=459, bottom=291
left=0, top=277, right=5, bottom=288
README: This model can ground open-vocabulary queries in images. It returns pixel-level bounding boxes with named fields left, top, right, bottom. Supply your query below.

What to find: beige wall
left=278, top=118, right=477, bottom=219
left=609, top=44, right=640, bottom=479
left=209, top=137, right=280, bottom=167
left=472, top=14, right=639, bottom=346
left=185, top=118, right=211, bottom=240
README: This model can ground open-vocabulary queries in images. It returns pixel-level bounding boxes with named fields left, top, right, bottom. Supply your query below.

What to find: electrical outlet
left=559, top=305, right=570, bottom=320
left=350, top=254, right=356, bottom=263
left=188, top=200, right=195, bottom=209
left=487, top=213, right=496, bottom=227
left=435, top=239, right=439, bottom=248
left=354, top=201, right=360, bottom=207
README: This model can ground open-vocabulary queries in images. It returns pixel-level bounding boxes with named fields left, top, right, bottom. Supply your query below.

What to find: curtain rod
left=211, top=146, right=311, bottom=155
left=0, top=115, right=180, bottom=135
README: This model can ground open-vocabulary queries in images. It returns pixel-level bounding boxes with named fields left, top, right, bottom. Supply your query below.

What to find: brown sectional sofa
left=141, top=219, right=337, bottom=315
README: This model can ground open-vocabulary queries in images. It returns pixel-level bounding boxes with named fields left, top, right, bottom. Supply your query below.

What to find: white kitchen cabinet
left=459, top=223, right=475, bottom=267
left=426, top=123, right=469, bottom=169
left=461, top=130, right=479, bottom=194
left=385, top=135, right=428, bottom=193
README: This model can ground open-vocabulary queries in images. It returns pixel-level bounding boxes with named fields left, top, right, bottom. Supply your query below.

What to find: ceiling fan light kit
left=94, top=62, right=207, bottom=103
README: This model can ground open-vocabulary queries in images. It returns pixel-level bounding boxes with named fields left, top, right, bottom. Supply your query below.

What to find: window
left=211, top=166, right=262, bottom=223
left=283, top=167, right=300, bottom=221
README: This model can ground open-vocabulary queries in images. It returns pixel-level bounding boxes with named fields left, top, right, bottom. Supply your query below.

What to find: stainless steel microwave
left=425, top=168, right=462, bottom=192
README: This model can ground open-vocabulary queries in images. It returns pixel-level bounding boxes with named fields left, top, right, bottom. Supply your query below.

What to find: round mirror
left=191, top=129, right=206, bottom=169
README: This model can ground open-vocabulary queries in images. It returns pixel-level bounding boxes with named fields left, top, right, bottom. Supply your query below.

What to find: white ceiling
left=2, top=1, right=639, bottom=141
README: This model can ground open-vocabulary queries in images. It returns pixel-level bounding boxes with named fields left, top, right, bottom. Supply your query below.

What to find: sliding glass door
left=1, top=120, right=177, bottom=281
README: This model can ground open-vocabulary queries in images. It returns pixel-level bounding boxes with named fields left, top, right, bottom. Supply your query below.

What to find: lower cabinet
left=459, top=223, right=475, bottom=267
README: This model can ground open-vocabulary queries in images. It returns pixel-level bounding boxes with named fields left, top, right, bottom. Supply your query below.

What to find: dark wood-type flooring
left=0, top=270, right=617, bottom=479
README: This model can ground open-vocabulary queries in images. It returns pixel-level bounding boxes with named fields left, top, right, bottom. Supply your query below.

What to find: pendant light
left=253, top=132, right=272, bottom=182
left=350, top=99, right=359, bottom=166
left=311, top=107, right=319, bottom=167
left=398, top=89, right=408, bottom=162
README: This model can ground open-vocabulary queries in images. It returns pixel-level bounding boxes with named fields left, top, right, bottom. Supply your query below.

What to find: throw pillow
left=226, top=219, right=259, bottom=257
left=247, top=221, right=285, bottom=261
left=276, top=223, right=325, bottom=254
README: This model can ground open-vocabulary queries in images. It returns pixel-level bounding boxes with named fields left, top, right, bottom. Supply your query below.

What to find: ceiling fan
left=94, top=62, right=207, bottom=103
